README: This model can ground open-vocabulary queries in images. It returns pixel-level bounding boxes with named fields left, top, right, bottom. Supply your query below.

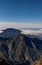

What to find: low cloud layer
left=21, top=29, right=42, bottom=35
left=0, top=22, right=42, bottom=30
left=0, top=22, right=42, bottom=35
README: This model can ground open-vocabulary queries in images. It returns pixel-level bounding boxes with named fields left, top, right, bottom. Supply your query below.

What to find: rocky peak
left=0, top=28, right=42, bottom=65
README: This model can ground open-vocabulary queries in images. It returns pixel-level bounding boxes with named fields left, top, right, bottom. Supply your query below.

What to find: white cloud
left=21, top=29, right=42, bottom=35
left=0, top=22, right=42, bottom=35
left=0, top=22, right=42, bottom=30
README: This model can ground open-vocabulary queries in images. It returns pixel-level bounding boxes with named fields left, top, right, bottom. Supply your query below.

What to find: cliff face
left=0, top=28, right=42, bottom=65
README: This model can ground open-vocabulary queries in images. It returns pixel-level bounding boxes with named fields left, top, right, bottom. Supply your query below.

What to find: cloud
left=21, top=29, right=42, bottom=35
left=0, top=22, right=42, bottom=31
left=0, top=22, right=42, bottom=35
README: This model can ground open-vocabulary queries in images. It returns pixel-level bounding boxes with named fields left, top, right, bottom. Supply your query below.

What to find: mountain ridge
left=0, top=28, right=42, bottom=65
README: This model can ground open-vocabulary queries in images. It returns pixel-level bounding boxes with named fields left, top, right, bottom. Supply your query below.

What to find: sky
left=0, top=0, right=42, bottom=23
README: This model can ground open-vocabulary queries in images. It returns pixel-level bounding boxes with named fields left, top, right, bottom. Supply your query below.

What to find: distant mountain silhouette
left=0, top=28, right=21, bottom=38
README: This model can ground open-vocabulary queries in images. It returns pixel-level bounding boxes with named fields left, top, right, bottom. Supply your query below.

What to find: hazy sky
left=0, top=0, right=42, bottom=23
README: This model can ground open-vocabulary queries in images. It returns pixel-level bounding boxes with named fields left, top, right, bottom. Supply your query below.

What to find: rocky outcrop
left=0, top=28, right=42, bottom=65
